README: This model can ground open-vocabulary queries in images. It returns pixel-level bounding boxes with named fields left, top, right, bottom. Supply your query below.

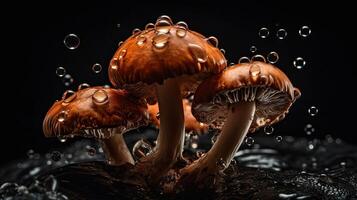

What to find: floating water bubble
left=27, top=149, right=35, bottom=159
left=264, top=125, right=274, bottom=135
left=152, top=33, right=170, bottom=49
left=304, top=124, right=315, bottom=135
left=58, top=136, right=67, bottom=143
left=267, top=51, right=279, bottom=64
left=87, top=146, right=96, bottom=156
left=132, top=139, right=153, bottom=160
left=245, top=137, right=254, bottom=146
left=132, top=28, right=141, bottom=35
left=307, top=142, right=315, bottom=151
left=51, top=151, right=62, bottom=162
left=64, top=34, right=80, bottom=50
left=251, top=54, right=266, bottom=62
left=250, top=46, right=257, bottom=53
left=299, top=26, right=311, bottom=37
left=191, top=142, right=198, bottom=149
left=276, top=28, right=287, bottom=39
left=258, top=27, right=269, bottom=38
left=116, top=24, right=120, bottom=28
left=78, top=83, right=90, bottom=90
left=238, top=56, right=251, bottom=63
left=92, top=63, right=102, bottom=74
left=62, top=74, right=74, bottom=87
left=56, top=67, right=66, bottom=77
left=92, top=89, right=109, bottom=104
left=293, top=57, right=306, bottom=69
left=188, top=43, right=208, bottom=63
left=340, top=161, right=346, bottom=167
left=276, top=136, right=283, bottom=142
left=308, top=106, right=318, bottom=116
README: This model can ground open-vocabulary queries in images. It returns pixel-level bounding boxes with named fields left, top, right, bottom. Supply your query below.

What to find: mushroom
left=148, top=99, right=209, bottom=135
left=43, top=86, right=149, bottom=165
left=180, top=61, right=301, bottom=182
left=108, top=16, right=226, bottom=179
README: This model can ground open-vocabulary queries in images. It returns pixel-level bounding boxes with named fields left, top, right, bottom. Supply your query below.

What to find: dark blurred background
left=2, top=1, right=355, bottom=166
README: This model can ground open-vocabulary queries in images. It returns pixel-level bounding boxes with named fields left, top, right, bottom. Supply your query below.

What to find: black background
left=2, top=1, right=355, bottom=166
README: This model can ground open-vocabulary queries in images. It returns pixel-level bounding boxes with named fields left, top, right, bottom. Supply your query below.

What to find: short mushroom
left=180, top=61, right=301, bottom=182
left=108, top=16, right=226, bottom=179
left=43, top=86, right=149, bottom=165
left=148, top=99, right=209, bottom=135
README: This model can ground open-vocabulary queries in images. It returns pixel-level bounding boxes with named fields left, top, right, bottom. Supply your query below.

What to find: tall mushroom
left=108, top=16, right=226, bottom=179
left=180, top=61, right=301, bottom=182
left=148, top=99, right=209, bottom=135
left=43, top=86, right=149, bottom=165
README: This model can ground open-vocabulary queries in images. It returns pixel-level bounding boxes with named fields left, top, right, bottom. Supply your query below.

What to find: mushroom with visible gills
left=43, top=86, right=149, bottom=165
left=108, top=16, right=226, bottom=180
left=180, top=61, right=301, bottom=182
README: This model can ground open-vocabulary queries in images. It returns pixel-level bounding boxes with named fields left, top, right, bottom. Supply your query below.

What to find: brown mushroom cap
left=108, top=22, right=226, bottom=102
left=43, top=87, right=149, bottom=139
left=147, top=99, right=209, bottom=134
left=192, top=61, right=301, bottom=131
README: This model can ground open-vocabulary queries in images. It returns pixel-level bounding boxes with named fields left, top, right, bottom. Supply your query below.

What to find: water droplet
left=156, top=112, right=160, bottom=119
left=92, top=89, right=109, bottom=104
left=307, top=142, right=315, bottom=150
left=176, top=21, right=188, bottom=29
left=250, top=46, right=257, bottom=53
left=78, top=83, right=90, bottom=90
left=118, top=49, right=127, bottom=60
left=63, top=34, right=80, bottom=50
left=299, top=26, right=311, bottom=37
left=276, top=136, right=283, bottom=142
left=57, top=111, right=67, bottom=122
left=62, top=90, right=76, bottom=103
left=196, top=151, right=205, bottom=158
left=304, top=124, right=315, bottom=135
left=152, top=33, right=170, bottom=49
left=132, top=28, right=141, bottom=35
left=245, top=137, right=254, bottom=146
left=238, top=56, right=251, bottom=63
left=62, top=74, right=74, bottom=87
left=308, top=106, right=318, bottom=116
left=229, top=62, right=235, bottom=66
left=267, top=51, right=279, bottom=64
left=216, top=158, right=227, bottom=170
left=92, top=63, right=102, bottom=74
left=211, top=133, right=219, bottom=144
left=220, top=49, right=226, bottom=55
left=145, top=23, right=155, bottom=30
left=264, top=125, right=274, bottom=135
left=176, top=26, right=187, bottom=38
left=293, top=57, right=306, bottom=69
left=118, top=41, right=124, bottom=47
left=156, top=15, right=173, bottom=24
left=51, top=151, right=62, bottom=162
left=276, top=28, right=287, bottom=39
left=56, top=67, right=66, bottom=77
left=249, top=64, right=261, bottom=78
left=155, top=20, right=171, bottom=34
left=340, top=161, right=346, bottom=167
left=188, top=43, right=207, bottom=63
left=258, top=27, right=269, bottom=38
left=136, top=35, right=147, bottom=46
left=58, top=136, right=67, bottom=143
left=206, top=36, right=219, bottom=47
left=132, top=139, right=153, bottom=160
left=27, top=149, right=35, bottom=159
left=191, top=142, right=198, bottom=149
left=87, top=146, right=96, bottom=156
left=251, top=54, right=266, bottom=62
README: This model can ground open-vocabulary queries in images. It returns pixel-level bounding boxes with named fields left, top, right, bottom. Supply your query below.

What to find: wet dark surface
left=1, top=129, right=357, bottom=200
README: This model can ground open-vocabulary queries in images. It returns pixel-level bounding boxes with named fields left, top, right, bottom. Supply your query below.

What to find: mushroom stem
left=155, top=78, right=185, bottom=166
left=205, top=101, right=255, bottom=171
left=100, top=134, right=134, bottom=166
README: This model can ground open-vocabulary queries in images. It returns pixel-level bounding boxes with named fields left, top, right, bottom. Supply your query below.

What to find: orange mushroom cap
left=192, top=61, right=301, bottom=132
left=43, top=87, right=149, bottom=139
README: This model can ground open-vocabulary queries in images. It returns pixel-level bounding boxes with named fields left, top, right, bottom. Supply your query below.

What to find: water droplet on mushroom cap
left=251, top=54, right=266, bottom=63
left=176, top=21, right=188, bottom=29
left=132, top=28, right=141, bottom=35
left=206, top=36, right=219, bottom=47
left=57, top=111, right=67, bottom=123
left=92, top=89, right=108, bottom=104
left=62, top=90, right=76, bottom=103
left=145, top=23, right=155, bottom=30
left=238, top=56, right=251, bottom=64
left=152, top=33, right=170, bottom=49
left=188, top=43, right=208, bottom=63
left=249, top=64, right=261, bottom=80
left=155, top=20, right=171, bottom=34
left=137, top=35, right=147, bottom=46
left=176, top=26, right=187, bottom=38
left=156, top=15, right=173, bottom=24
left=78, top=83, right=90, bottom=91
left=119, top=49, right=127, bottom=60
